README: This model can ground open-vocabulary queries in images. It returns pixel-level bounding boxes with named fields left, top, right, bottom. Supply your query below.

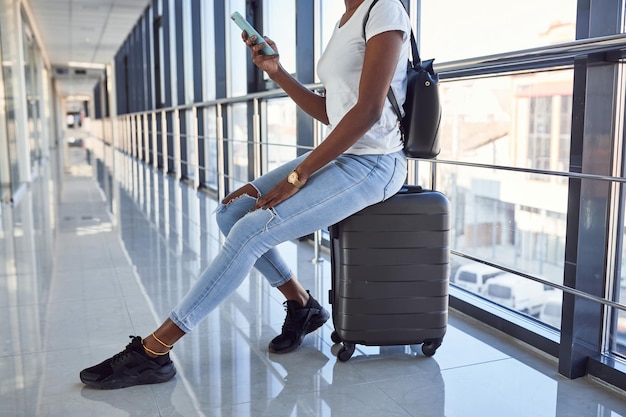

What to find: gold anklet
left=142, top=341, right=170, bottom=356
left=151, top=332, right=174, bottom=348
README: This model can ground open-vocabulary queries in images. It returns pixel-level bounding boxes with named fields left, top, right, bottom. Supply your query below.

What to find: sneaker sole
left=269, top=308, right=330, bottom=354
left=81, top=363, right=177, bottom=389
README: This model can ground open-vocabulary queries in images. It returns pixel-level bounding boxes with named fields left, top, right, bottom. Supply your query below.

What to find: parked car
left=66, top=137, right=83, bottom=147
left=452, top=263, right=505, bottom=296
left=483, top=273, right=547, bottom=317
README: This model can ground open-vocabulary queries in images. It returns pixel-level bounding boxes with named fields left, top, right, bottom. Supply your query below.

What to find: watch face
left=288, top=171, right=302, bottom=188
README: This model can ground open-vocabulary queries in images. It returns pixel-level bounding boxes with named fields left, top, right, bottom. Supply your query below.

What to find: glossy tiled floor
left=2, top=146, right=626, bottom=417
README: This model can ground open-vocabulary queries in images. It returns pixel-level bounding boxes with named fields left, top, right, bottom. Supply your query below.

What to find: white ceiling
left=27, top=0, right=150, bottom=98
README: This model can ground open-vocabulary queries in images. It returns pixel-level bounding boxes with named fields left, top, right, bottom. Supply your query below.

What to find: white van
left=484, top=274, right=547, bottom=317
left=616, top=317, right=626, bottom=355
left=452, top=263, right=505, bottom=295
left=539, top=292, right=562, bottom=328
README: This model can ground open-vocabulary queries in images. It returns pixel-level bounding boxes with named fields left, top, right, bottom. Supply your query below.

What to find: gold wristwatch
left=287, top=170, right=305, bottom=189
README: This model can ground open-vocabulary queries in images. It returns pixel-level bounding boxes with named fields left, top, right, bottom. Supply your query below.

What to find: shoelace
left=281, top=302, right=306, bottom=333
left=110, top=336, right=137, bottom=365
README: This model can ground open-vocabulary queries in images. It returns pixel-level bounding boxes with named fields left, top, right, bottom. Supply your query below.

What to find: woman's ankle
left=142, top=334, right=172, bottom=358
left=277, top=278, right=310, bottom=306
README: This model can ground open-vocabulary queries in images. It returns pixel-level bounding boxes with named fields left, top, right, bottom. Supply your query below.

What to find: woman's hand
left=242, top=32, right=280, bottom=76
left=241, top=32, right=328, bottom=125
left=253, top=179, right=303, bottom=211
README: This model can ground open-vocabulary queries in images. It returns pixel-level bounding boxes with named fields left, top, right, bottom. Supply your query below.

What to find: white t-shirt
left=317, top=0, right=411, bottom=155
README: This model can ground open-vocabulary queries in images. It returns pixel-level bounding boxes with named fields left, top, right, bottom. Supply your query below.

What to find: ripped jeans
left=169, top=150, right=407, bottom=333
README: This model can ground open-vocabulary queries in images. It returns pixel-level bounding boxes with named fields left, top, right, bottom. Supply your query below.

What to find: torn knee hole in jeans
left=222, top=193, right=257, bottom=206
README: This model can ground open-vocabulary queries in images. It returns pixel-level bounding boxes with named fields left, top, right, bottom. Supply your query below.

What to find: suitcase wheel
left=337, top=342, right=356, bottom=362
left=331, top=331, right=355, bottom=362
left=330, top=330, right=342, bottom=344
left=421, top=338, right=443, bottom=356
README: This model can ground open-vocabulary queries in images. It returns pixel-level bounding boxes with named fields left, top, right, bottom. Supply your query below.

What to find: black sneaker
left=269, top=291, right=330, bottom=354
left=80, top=336, right=176, bottom=389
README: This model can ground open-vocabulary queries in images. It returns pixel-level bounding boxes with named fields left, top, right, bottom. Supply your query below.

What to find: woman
left=80, top=0, right=411, bottom=389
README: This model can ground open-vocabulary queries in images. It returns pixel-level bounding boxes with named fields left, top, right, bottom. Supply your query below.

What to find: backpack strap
left=362, top=0, right=420, bottom=140
left=363, top=0, right=420, bottom=62
left=362, top=0, right=382, bottom=34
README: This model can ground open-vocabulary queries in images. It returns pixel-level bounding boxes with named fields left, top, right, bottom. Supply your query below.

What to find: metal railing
left=436, top=33, right=626, bottom=77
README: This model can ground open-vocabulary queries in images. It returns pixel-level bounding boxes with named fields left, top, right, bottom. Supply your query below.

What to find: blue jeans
left=169, top=151, right=407, bottom=333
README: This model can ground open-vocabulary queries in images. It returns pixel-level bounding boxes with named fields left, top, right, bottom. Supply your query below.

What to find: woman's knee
left=216, top=184, right=259, bottom=235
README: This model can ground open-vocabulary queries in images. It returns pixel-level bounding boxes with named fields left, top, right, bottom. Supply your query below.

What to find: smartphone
left=230, top=11, right=276, bottom=56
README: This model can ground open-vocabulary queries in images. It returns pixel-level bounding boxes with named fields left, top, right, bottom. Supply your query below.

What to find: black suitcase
left=329, top=185, right=450, bottom=361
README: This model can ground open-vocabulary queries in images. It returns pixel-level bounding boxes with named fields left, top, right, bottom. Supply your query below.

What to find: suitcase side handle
left=328, top=224, right=339, bottom=306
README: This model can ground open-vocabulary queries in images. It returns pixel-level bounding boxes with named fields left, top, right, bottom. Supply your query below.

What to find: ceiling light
left=67, top=61, right=105, bottom=69
left=66, top=95, right=92, bottom=101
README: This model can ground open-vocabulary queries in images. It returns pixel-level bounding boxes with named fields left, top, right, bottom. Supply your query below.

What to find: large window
left=228, top=102, right=249, bottom=190
left=612, top=307, right=626, bottom=357
left=22, top=17, right=42, bottom=169
left=0, top=27, right=11, bottom=199
left=153, top=0, right=164, bottom=108
left=264, top=0, right=296, bottom=75
left=200, top=106, right=218, bottom=189
left=434, top=69, right=573, bottom=172
left=0, top=9, right=21, bottom=194
left=436, top=70, right=574, bottom=324
left=528, top=96, right=552, bottom=173
left=264, top=97, right=297, bottom=173
left=201, top=1, right=216, bottom=101
left=227, top=0, right=247, bottom=97
left=420, top=0, right=577, bottom=62
left=182, top=0, right=194, bottom=105
left=613, top=68, right=626, bottom=357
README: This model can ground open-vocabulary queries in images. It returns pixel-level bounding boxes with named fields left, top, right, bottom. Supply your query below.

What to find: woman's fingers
left=264, top=38, right=277, bottom=54
left=241, top=33, right=278, bottom=56
left=242, top=34, right=262, bottom=50
left=253, top=182, right=298, bottom=211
